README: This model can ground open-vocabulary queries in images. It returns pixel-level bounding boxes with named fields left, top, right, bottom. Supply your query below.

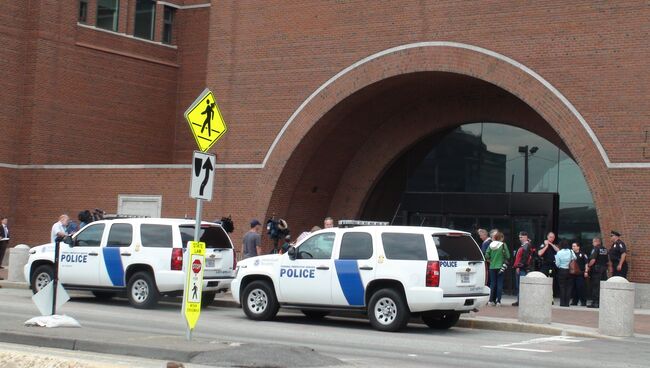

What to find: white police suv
left=24, top=218, right=236, bottom=309
left=231, top=221, right=489, bottom=332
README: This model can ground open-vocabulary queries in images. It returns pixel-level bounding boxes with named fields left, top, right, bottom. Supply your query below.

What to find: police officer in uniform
left=609, top=230, right=628, bottom=278
left=586, top=237, right=610, bottom=308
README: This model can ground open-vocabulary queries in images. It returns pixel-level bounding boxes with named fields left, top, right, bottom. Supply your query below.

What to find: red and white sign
left=192, top=259, right=202, bottom=274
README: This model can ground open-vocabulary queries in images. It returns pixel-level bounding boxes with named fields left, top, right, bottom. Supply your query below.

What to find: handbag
left=569, top=257, right=581, bottom=276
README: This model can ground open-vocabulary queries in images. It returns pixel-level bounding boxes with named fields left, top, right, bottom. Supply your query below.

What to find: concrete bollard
left=518, top=271, right=553, bottom=324
left=599, top=277, right=635, bottom=337
left=8, top=244, right=31, bottom=283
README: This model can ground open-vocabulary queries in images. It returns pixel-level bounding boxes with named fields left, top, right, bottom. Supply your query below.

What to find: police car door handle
left=121, top=252, right=132, bottom=256
left=316, top=266, right=330, bottom=270
left=359, top=266, right=374, bottom=270
left=88, top=252, right=98, bottom=256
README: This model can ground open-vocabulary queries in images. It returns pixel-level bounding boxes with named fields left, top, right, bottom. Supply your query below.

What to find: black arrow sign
left=199, top=157, right=214, bottom=196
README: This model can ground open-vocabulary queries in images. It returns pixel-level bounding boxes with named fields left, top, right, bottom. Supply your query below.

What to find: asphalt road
left=1, top=288, right=649, bottom=367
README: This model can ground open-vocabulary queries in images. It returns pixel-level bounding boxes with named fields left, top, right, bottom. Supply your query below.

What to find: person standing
left=323, top=217, right=334, bottom=229
left=538, top=232, right=559, bottom=277
left=0, top=217, right=9, bottom=269
left=555, top=240, right=576, bottom=307
left=609, top=230, right=628, bottom=278
left=511, top=231, right=532, bottom=306
left=586, top=237, right=609, bottom=308
left=571, top=242, right=589, bottom=306
left=484, top=231, right=510, bottom=307
left=478, top=229, right=491, bottom=254
left=242, top=219, right=262, bottom=259
left=51, top=214, right=69, bottom=244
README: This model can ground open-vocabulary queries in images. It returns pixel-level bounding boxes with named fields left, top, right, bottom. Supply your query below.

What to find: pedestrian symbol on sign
left=200, top=100, right=215, bottom=136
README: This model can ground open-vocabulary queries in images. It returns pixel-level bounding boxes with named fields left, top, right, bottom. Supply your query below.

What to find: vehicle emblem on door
left=466, top=268, right=471, bottom=272
left=209, top=254, right=216, bottom=258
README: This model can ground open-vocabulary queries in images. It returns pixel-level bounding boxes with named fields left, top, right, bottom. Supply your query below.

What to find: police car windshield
left=433, top=234, right=483, bottom=261
left=180, top=225, right=232, bottom=249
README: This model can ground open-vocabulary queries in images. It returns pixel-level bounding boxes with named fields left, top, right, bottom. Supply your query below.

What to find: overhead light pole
left=518, top=145, right=539, bottom=192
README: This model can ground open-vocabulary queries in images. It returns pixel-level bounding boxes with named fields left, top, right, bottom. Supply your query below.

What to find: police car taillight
left=232, top=249, right=237, bottom=270
left=426, top=261, right=440, bottom=287
left=171, top=248, right=183, bottom=271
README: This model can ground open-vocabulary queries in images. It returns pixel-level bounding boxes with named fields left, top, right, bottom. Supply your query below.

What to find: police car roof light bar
left=338, top=220, right=390, bottom=228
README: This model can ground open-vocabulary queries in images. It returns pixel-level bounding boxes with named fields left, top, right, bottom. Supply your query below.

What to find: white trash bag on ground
left=24, top=315, right=81, bottom=328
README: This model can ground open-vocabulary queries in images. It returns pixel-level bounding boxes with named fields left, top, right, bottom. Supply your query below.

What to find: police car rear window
left=180, top=225, right=232, bottom=249
left=381, top=233, right=427, bottom=260
left=433, top=234, right=483, bottom=261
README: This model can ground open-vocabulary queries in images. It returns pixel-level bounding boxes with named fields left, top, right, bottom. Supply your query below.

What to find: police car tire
left=421, top=311, right=460, bottom=330
left=368, top=289, right=410, bottom=332
left=301, top=310, right=329, bottom=320
left=127, top=272, right=160, bottom=309
left=31, top=264, right=54, bottom=293
left=241, top=280, right=279, bottom=321
left=201, top=292, right=216, bottom=309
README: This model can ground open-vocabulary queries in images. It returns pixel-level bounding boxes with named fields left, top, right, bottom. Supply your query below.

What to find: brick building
left=1, top=1, right=649, bottom=282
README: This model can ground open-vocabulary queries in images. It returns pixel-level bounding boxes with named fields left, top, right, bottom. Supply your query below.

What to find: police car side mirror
left=287, top=246, right=296, bottom=261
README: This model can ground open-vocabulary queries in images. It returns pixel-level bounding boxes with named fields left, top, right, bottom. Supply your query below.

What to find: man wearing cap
left=609, top=230, right=628, bottom=278
left=242, top=219, right=262, bottom=259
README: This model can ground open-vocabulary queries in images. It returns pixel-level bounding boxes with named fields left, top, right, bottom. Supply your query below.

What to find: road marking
left=482, top=336, right=583, bottom=353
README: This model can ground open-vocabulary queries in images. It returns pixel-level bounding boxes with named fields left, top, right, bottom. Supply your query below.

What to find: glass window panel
left=75, top=224, right=105, bottom=247
left=106, top=223, right=133, bottom=247
left=79, top=0, right=88, bottom=23
left=96, top=0, right=119, bottom=31
left=297, top=233, right=335, bottom=260
left=141, top=224, right=174, bottom=248
left=382, top=233, right=427, bottom=260
left=339, top=232, right=373, bottom=260
left=180, top=225, right=232, bottom=249
left=134, top=0, right=156, bottom=40
left=162, top=6, right=175, bottom=44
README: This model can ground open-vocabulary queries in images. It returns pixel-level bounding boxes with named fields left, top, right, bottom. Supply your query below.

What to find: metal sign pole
left=186, top=198, right=203, bottom=341
left=51, top=239, right=60, bottom=315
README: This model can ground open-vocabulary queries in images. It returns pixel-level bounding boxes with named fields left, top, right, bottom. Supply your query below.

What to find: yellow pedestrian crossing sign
left=184, top=88, right=227, bottom=152
left=183, top=241, right=205, bottom=331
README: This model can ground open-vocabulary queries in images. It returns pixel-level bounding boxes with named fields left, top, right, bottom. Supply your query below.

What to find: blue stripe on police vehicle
left=102, top=248, right=125, bottom=286
left=334, top=260, right=365, bottom=306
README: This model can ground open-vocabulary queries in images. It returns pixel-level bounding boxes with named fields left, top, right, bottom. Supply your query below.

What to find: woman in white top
left=555, top=240, right=576, bottom=307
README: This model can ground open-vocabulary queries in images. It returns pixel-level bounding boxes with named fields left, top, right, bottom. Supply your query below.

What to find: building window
left=134, top=0, right=156, bottom=40
left=96, top=0, right=119, bottom=32
left=162, top=6, right=175, bottom=44
left=78, top=0, right=88, bottom=23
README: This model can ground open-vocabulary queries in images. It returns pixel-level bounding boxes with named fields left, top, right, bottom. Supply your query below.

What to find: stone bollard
left=518, top=271, right=553, bottom=324
left=599, top=276, right=635, bottom=337
left=8, top=244, right=31, bottom=283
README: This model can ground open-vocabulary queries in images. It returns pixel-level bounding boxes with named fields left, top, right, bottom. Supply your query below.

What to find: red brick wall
left=2, top=1, right=649, bottom=282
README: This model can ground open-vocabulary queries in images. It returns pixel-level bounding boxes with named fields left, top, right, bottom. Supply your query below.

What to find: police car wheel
left=31, top=265, right=54, bottom=294
left=368, top=289, right=410, bottom=332
left=201, top=292, right=216, bottom=309
left=301, top=310, right=329, bottom=320
left=242, top=281, right=279, bottom=321
left=127, top=272, right=159, bottom=309
left=421, top=311, right=460, bottom=330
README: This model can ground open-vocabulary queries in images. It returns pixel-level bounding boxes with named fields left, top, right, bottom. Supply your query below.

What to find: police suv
left=231, top=221, right=489, bottom=332
left=24, top=218, right=236, bottom=309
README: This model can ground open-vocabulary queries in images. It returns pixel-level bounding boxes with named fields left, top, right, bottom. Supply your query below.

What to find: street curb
left=0, top=331, right=203, bottom=362
left=0, top=281, right=29, bottom=289
left=212, top=297, right=607, bottom=338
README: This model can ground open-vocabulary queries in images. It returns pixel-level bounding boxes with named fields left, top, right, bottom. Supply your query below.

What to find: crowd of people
left=480, top=228, right=628, bottom=309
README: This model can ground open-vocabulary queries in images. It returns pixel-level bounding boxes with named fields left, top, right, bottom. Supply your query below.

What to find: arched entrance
left=256, top=43, right=620, bottom=252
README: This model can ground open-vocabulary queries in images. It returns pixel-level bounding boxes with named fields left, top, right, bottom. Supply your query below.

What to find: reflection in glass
left=400, top=123, right=600, bottom=245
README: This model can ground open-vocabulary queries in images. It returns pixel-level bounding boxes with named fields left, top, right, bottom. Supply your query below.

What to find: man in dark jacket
left=512, top=231, right=532, bottom=306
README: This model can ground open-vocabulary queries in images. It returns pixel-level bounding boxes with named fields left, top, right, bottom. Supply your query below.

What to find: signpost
left=183, top=88, right=227, bottom=341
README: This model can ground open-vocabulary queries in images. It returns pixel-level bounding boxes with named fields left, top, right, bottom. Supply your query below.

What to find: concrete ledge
left=457, top=317, right=605, bottom=339
left=0, top=281, right=29, bottom=290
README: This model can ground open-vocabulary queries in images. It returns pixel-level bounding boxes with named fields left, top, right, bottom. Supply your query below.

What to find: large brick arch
left=255, top=43, right=621, bottom=246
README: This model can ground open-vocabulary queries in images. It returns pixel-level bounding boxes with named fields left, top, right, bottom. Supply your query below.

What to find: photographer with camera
left=485, top=231, right=510, bottom=307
